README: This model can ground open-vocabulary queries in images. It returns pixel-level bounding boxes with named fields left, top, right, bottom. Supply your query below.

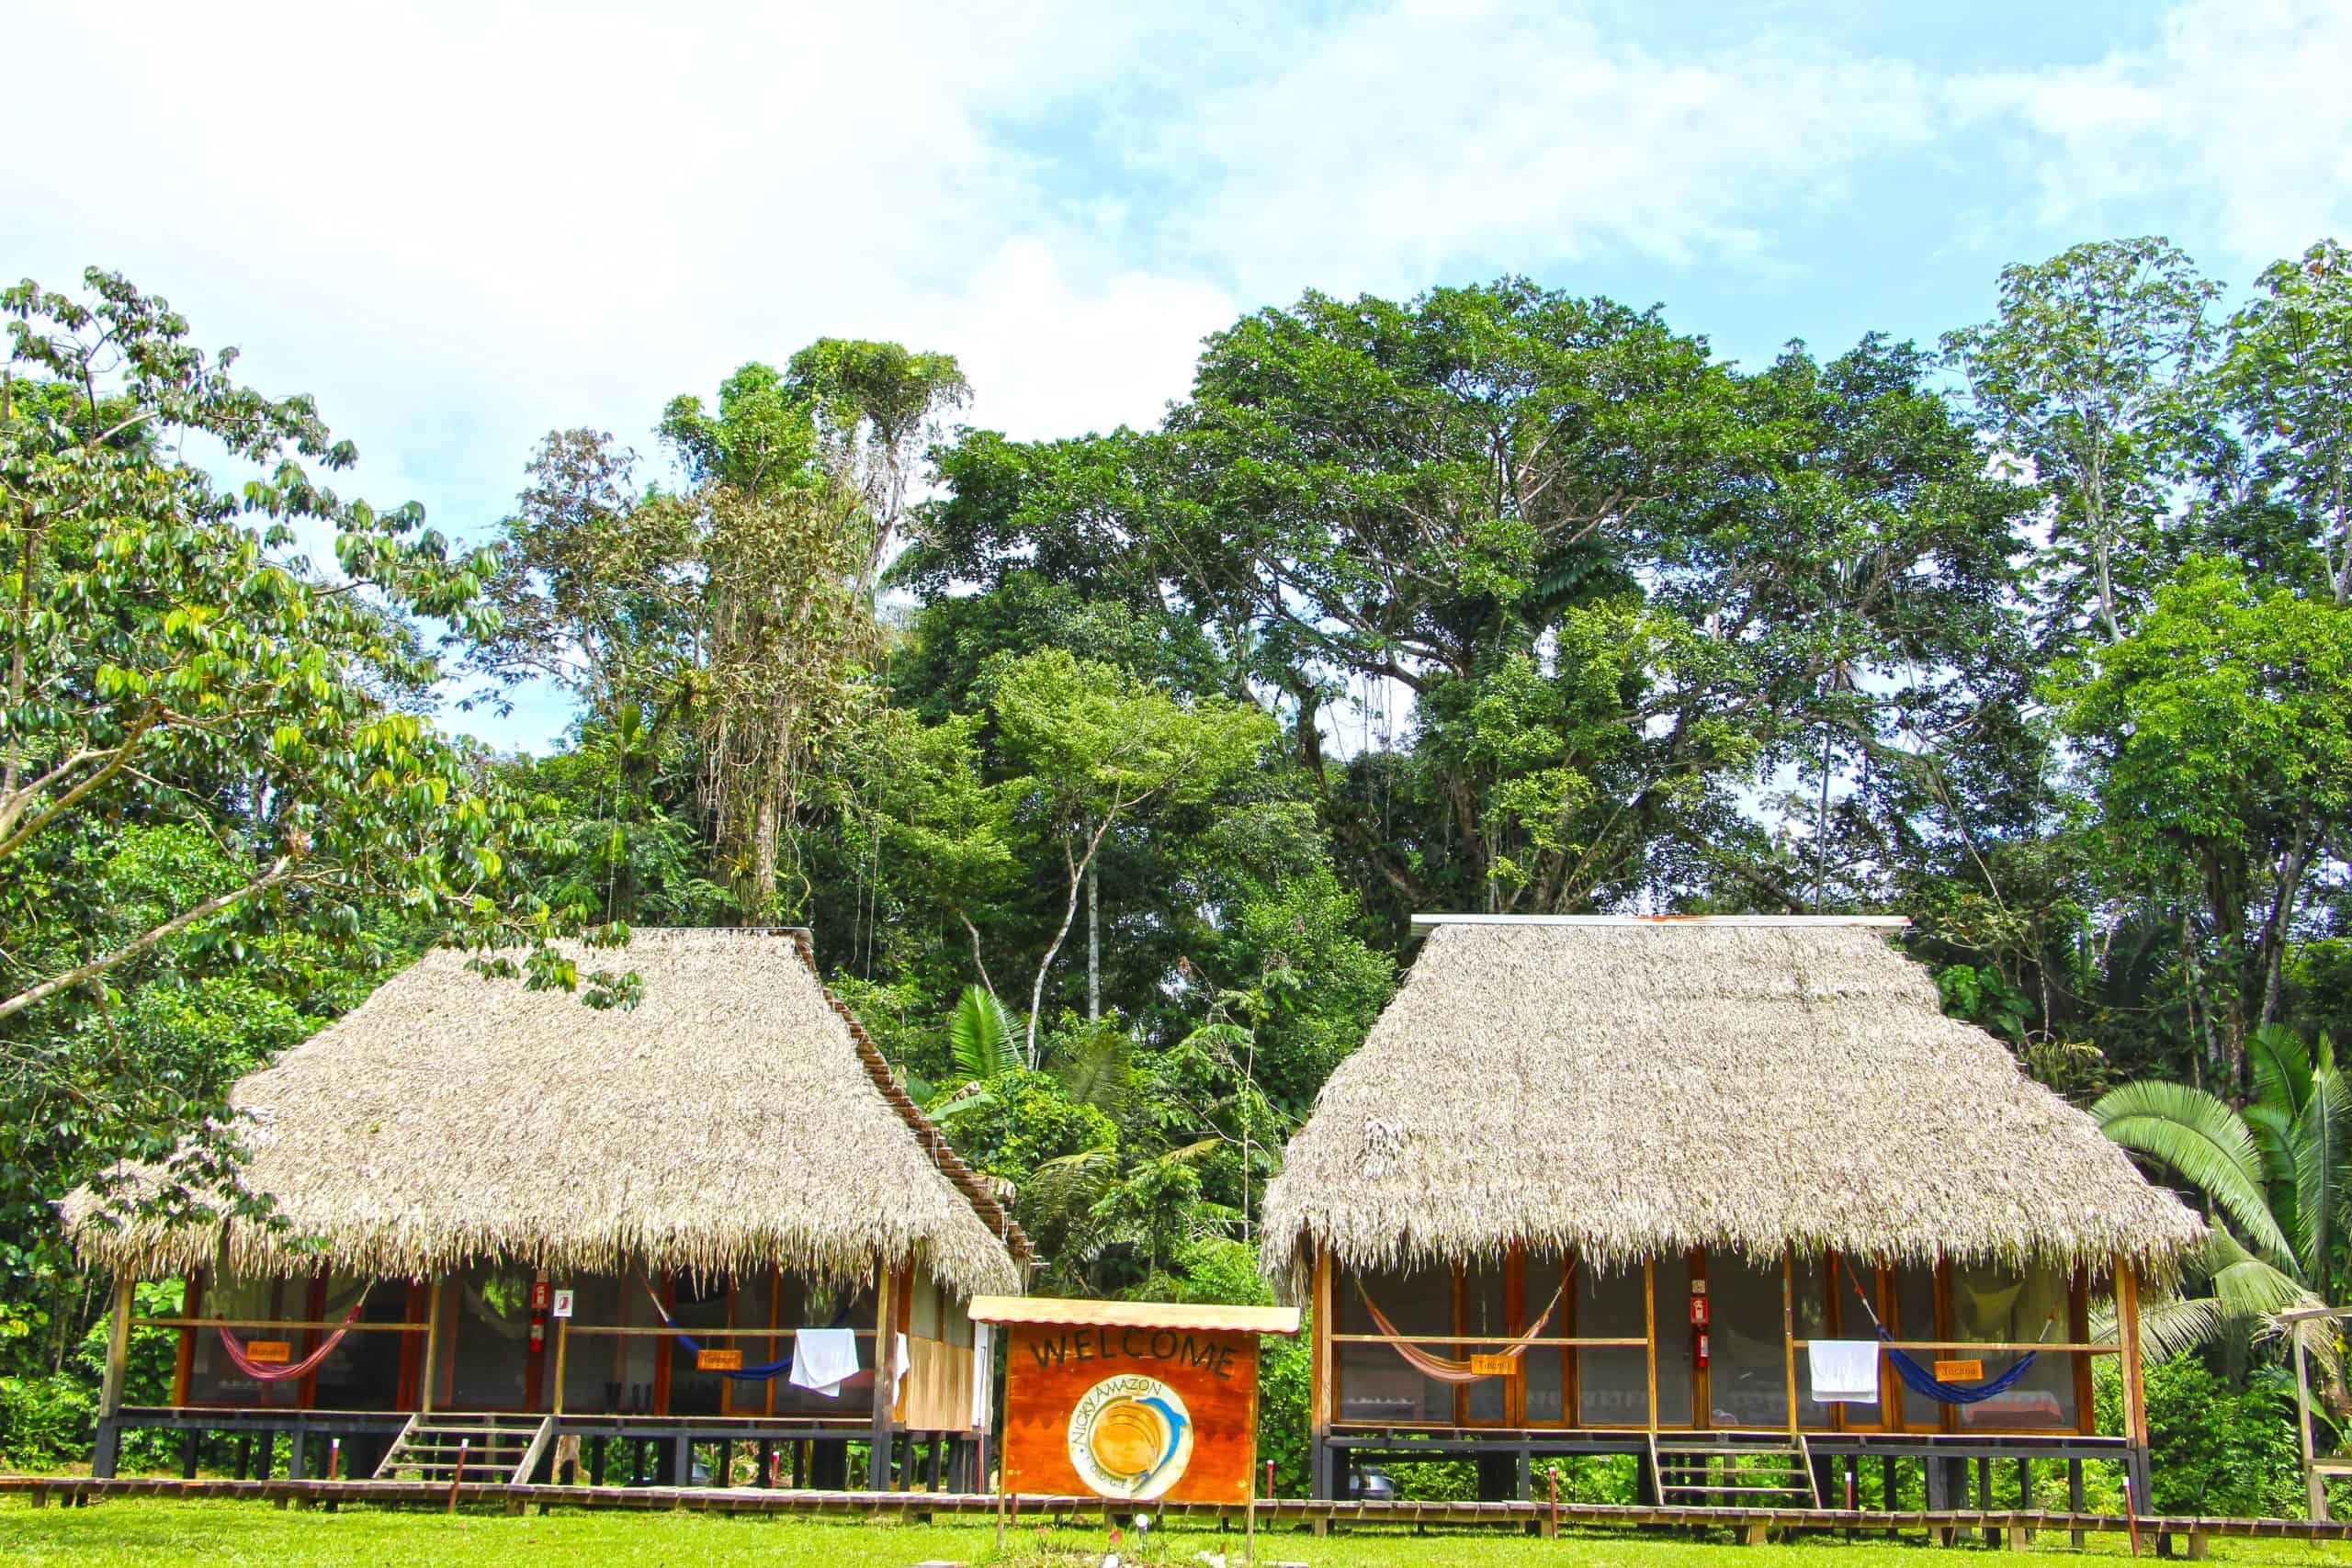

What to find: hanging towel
left=889, top=1331, right=910, bottom=1404
left=1808, top=1339, right=1882, bottom=1403
left=790, top=1327, right=861, bottom=1397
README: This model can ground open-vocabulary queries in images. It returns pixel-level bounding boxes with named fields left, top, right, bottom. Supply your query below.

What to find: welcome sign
left=972, top=1296, right=1301, bottom=1506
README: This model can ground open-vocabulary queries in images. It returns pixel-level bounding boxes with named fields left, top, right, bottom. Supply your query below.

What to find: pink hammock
left=1356, top=1277, right=1567, bottom=1384
left=218, top=1295, right=368, bottom=1382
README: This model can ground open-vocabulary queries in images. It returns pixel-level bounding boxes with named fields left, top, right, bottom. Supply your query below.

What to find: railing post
left=2297, top=1316, right=2326, bottom=1520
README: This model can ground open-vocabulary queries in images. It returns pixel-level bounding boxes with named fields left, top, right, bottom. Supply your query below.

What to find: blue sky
left=6, top=0, right=2347, bottom=752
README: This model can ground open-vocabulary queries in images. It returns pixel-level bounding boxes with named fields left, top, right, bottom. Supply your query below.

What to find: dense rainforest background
left=5, top=234, right=2351, bottom=1508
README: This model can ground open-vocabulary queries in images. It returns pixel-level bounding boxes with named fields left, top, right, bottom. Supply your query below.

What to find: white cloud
left=1951, top=0, right=2352, bottom=270
left=8, top=0, right=2347, bottom=754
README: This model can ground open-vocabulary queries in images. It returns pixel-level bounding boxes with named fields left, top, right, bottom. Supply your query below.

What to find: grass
left=9, top=1499, right=2352, bottom=1567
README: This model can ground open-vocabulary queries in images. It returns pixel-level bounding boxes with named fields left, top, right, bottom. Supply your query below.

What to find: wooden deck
left=7, top=1472, right=2352, bottom=1550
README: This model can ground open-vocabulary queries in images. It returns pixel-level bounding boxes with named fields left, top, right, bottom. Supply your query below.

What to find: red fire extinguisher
left=1694, top=1328, right=1711, bottom=1370
left=529, top=1274, right=549, bottom=1352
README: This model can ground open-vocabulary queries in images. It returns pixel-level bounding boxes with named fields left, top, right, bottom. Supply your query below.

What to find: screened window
left=1577, top=1260, right=1650, bottom=1427
left=1464, top=1256, right=1510, bottom=1424
left=1337, top=1262, right=1453, bottom=1424
left=560, top=1273, right=657, bottom=1415
left=185, top=1273, right=302, bottom=1408
left=1522, top=1252, right=1569, bottom=1425
left=308, top=1273, right=406, bottom=1411
left=438, top=1263, right=532, bottom=1410
left=665, top=1273, right=734, bottom=1417
left=1707, top=1253, right=1788, bottom=1429
left=1950, top=1259, right=2077, bottom=1431
left=771, top=1271, right=876, bottom=1417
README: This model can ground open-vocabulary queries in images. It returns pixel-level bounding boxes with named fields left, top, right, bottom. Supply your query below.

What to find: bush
left=2143, top=1355, right=2306, bottom=1517
left=0, top=1372, right=95, bottom=1466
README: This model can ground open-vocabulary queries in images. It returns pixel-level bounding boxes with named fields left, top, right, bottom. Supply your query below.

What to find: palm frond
left=2290, top=1059, right=2352, bottom=1281
left=2134, top=1292, right=2230, bottom=1363
left=2094, top=1079, right=2295, bottom=1265
left=946, top=986, right=1020, bottom=1083
left=1051, top=1026, right=1136, bottom=1117
left=2252, top=1023, right=2316, bottom=1118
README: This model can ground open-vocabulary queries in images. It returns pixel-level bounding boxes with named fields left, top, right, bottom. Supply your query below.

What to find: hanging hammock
left=1838, top=1258, right=2045, bottom=1405
left=218, top=1292, right=368, bottom=1383
left=1355, top=1277, right=1569, bottom=1384
left=637, top=1279, right=855, bottom=1382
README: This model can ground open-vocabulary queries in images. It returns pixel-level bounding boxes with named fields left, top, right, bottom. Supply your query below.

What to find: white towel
left=790, top=1327, right=861, bottom=1397
left=1808, top=1339, right=1881, bottom=1403
left=889, top=1331, right=910, bottom=1404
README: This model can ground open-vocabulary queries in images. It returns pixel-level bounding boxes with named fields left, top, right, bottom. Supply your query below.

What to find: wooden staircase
left=373, top=1412, right=554, bottom=1484
left=1647, top=1431, right=1821, bottom=1509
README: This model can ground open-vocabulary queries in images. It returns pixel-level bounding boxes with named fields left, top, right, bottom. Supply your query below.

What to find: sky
left=6, top=0, right=2349, bottom=752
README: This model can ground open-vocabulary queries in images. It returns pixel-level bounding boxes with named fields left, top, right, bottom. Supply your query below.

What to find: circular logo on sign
left=1066, top=1372, right=1193, bottom=1500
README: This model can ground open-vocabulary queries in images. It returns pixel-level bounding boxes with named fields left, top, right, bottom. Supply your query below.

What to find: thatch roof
left=65, top=929, right=1026, bottom=1296
left=1261, top=917, right=2201, bottom=1293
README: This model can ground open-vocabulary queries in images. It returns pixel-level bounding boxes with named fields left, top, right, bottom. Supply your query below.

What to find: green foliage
left=2143, top=1356, right=2309, bottom=1517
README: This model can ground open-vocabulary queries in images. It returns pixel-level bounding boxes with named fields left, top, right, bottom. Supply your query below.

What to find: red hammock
left=1356, top=1277, right=1567, bottom=1384
left=218, top=1295, right=368, bottom=1382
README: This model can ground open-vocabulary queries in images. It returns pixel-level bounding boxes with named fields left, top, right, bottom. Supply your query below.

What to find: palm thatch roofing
left=1261, top=917, right=2201, bottom=1293
left=65, top=928, right=1026, bottom=1296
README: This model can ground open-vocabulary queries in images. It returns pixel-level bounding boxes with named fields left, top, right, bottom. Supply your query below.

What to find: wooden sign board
left=695, top=1348, right=744, bottom=1372
left=1933, top=1359, right=1984, bottom=1382
left=243, top=1340, right=293, bottom=1364
left=1469, top=1353, right=1520, bottom=1378
left=1001, top=1323, right=1261, bottom=1505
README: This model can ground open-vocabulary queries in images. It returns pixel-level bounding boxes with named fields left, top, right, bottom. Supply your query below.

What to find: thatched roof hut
left=66, top=928, right=1025, bottom=1296
left=1261, top=917, right=2201, bottom=1293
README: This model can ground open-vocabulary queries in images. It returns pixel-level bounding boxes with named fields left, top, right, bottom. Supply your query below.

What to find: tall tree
left=1943, top=237, right=2220, bottom=649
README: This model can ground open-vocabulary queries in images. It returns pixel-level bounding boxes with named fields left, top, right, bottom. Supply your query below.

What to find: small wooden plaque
left=1469, top=1353, right=1520, bottom=1378
left=243, top=1340, right=293, bottom=1364
left=1932, top=1358, right=1984, bottom=1382
left=695, top=1348, right=744, bottom=1372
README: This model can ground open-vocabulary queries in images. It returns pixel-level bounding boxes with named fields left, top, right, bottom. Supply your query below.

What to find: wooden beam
left=1644, top=1258, right=1658, bottom=1433
left=1781, top=1248, right=1798, bottom=1438
left=2117, top=1260, right=2148, bottom=1453
left=420, top=1279, right=444, bottom=1416
left=1311, top=1247, right=1334, bottom=1438
left=97, top=1274, right=134, bottom=1418
left=868, top=1257, right=898, bottom=1490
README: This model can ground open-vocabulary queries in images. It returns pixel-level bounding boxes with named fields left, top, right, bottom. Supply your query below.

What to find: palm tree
left=2093, top=1025, right=2340, bottom=1372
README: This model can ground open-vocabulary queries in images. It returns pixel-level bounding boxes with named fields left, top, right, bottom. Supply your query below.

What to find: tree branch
left=0, top=850, right=301, bottom=1023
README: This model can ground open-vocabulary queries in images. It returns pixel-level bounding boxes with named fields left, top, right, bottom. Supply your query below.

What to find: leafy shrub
left=0, top=1373, right=95, bottom=1466
left=2143, top=1355, right=2306, bottom=1517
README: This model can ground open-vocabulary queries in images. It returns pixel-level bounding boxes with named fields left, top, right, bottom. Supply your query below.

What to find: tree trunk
left=1087, top=852, right=1100, bottom=1024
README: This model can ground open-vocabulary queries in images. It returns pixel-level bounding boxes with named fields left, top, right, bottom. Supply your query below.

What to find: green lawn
left=8, top=1499, right=2352, bottom=1567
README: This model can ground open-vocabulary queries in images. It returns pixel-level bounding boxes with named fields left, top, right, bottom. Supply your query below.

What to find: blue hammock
left=1877, top=1328, right=2037, bottom=1405
left=1838, top=1259, right=2041, bottom=1405
left=639, top=1281, right=850, bottom=1383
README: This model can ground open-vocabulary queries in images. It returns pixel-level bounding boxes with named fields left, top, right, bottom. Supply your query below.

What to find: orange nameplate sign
left=243, top=1340, right=293, bottom=1364
left=695, top=1348, right=743, bottom=1372
left=1470, top=1354, right=1520, bottom=1378
left=1933, top=1359, right=1984, bottom=1382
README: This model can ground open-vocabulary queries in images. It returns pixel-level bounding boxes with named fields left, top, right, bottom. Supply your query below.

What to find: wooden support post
left=1644, top=1258, right=1659, bottom=1432
left=421, top=1278, right=443, bottom=1416
left=97, top=1274, right=134, bottom=1417
left=2117, top=1260, right=2148, bottom=1450
left=1781, top=1247, right=1798, bottom=1438
left=867, top=1257, right=897, bottom=1490
left=552, top=1316, right=569, bottom=1416
left=1310, top=1246, right=1334, bottom=1496
left=2070, top=1458, right=2086, bottom=1547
